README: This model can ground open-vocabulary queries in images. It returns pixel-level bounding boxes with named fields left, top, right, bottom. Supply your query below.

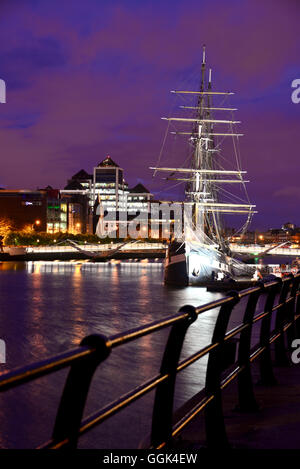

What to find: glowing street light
left=32, top=219, right=41, bottom=231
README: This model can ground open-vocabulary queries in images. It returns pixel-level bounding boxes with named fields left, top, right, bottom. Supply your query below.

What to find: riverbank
left=0, top=250, right=166, bottom=262
left=0, top=242, right=166, bottom=262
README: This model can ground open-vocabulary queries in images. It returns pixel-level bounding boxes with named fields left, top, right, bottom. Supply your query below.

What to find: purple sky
left=0, top=0, right=299, bottom=230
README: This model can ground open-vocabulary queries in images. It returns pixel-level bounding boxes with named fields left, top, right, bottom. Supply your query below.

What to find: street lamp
left=33, top=219, right=41, bottom=231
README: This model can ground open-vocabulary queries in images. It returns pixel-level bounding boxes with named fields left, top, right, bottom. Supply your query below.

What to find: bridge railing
left=0, top=274, right=300, bottom=449
left=25, top=242, right=166, bottom=254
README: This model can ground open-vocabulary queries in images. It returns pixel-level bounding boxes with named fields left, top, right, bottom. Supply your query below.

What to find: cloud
left=0, top=0, right=299, bottom=230
left=273, top=187, right=300, bottom=199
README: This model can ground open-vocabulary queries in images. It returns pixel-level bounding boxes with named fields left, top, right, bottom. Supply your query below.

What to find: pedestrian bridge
left=230, top=243, right=300, bottom=257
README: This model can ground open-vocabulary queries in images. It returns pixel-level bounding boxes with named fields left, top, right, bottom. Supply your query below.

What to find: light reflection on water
left=0, top=260, right=253, bottom=448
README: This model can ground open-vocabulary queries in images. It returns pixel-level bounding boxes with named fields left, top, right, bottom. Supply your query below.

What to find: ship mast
left=151, top=47, right=256, bottom=248
left=206, top=67, right=223, bottom=246
left=188, top=46, right=222, bottom=245
left=193, top=45, right=206, bottom=198
left=188, top=46, right=207, bottom=236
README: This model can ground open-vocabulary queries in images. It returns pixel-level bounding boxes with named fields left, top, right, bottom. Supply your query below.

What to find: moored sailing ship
left=151, top=47, right=257, bottom=286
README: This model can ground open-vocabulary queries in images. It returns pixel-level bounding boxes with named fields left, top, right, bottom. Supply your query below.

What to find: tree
left=0, top=218, right=13, bottom=241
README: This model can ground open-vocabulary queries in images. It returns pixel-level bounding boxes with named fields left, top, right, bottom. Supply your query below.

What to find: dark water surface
left=0, top=258, right=291, bottom=448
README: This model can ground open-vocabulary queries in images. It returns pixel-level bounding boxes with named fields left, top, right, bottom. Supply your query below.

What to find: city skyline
left=0, top=0, right=299, bottom=230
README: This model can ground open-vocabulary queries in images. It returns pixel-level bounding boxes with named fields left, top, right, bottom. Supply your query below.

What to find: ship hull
left=164, top=251, right=189, bottom=286
left=164, top=241, right=235, bottom=286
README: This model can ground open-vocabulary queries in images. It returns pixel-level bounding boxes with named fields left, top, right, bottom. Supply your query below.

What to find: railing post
left=151, top=305, right=197, bottom=448
left=286, top=275, right=300, bottom=348
left=259, top=280, right=281, bottom=385
left=51, top=334, right=111, bottom=448
left=237, top=286, right=263, bottom=412
left=204, top=292, right=240, bottom=448
left=295, top=273, right=300, bottom=337
left=275, top=276, right=293, bottom=366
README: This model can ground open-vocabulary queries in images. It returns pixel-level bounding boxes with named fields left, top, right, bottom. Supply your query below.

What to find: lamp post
left=33, top=219, right=41, bottom=231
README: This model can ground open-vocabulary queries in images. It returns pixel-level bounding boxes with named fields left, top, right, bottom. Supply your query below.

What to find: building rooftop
left=64, top=180, right=85, bottom=191
left=129, top=183, right=150, bottom=194
left=97, top=155, right=119, bottom=168
left=0, top=189, right=44, bottom=194
left=71, top=169, right=92, bottom=180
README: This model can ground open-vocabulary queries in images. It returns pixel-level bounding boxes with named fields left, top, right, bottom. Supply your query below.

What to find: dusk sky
left=0, top=0, right=299, bottom=230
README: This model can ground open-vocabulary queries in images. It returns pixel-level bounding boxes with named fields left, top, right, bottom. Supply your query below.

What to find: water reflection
left=0, top=260, right=241, bottom=448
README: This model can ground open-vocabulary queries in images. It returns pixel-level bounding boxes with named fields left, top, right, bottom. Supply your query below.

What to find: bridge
left=230, top=243, right=300, bottom=257
left=0, top=274, right=300, bottom=449
left=1, top=242, right=167, bottom=261
left=4, top=242, right=300, bottom=259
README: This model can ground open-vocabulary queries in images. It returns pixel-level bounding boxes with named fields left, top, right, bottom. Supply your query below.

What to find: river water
left=0, top=257, right=295, bottom=448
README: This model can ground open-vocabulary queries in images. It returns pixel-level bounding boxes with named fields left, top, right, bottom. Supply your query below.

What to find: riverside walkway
left=178, top=360, right=300, bottom=449
left=0, top=273, right=300, bottom=449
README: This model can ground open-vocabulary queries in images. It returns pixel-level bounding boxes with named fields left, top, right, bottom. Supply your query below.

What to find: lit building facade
left=93, top=156, right=128, bottom=211
left=61, top=155, right=154, bottom=234
left=41, top=186, right=68, bottom=233
left=60, top=191, right=91, bottom=234
left=126, top=183, right=152, bottom=212
left=47, top=200, right=67, bottom=233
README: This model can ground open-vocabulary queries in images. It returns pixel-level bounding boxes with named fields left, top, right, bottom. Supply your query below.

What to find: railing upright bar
left=51, top=334, right=111, bottom=449
left=237, top=286, right=263, bottom=411
left=204, top=292, right=240, bottom=448
left=286, top=275, right=300, bottom=348
left=258, top=280, right=281, bottom=385
left=150, top=305, right=197, bottom=448
left=274, top=276, right=293, bottom=366
left=296, top=288, right=300, bottom=338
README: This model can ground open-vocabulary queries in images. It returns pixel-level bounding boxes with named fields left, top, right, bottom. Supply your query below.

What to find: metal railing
left=0, top=274, right=300, bottom=449
left=25, top=242, right=166, bottom=253
left=230, top=243, right=300, bottom=256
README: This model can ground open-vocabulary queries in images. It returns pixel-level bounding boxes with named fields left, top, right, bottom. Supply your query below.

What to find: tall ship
left=151, top=47, right=257, bottom=286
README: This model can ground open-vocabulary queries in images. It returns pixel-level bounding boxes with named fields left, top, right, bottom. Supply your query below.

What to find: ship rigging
left=151, top=46, right=257, bottom=285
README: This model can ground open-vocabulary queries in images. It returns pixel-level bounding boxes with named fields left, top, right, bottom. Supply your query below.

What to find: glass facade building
left=60, top=156, right=153, bottom=234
